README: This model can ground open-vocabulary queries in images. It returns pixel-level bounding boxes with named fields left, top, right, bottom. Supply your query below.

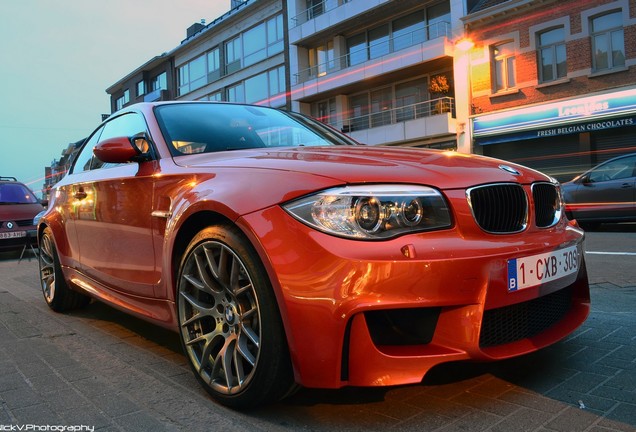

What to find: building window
left=244, top=22, right=268, bottom=66
left=244, top=66, right=286, bottom=106
left=178, top=55, right=207, bottom=96
left=492, top=41, right=516, bottom=92
left=151, top=72, right=167, bottom=91
left=538, top=27, right=566, bottom=82
left=345, top=2, right=450, bottom=68
left=347, top=33, right=368, bottom=66
left=369, top=24, right=390, bottom=59
left=208, top=91, right=223, bottom=101
left=116, top=89, right=130, bottom=110
left=392, top=11, right=426, bottom=51
left=309, top=41, right=335, bottom=77
left=306, top=0, right=324, bottom=20
left=313, top=98, right=337, bottom=126
left=225, top=36, right=242, bottom=74
left=426, top=1, right=451, bottom=39
left=243, top=14, right=284, bottom=68
left=345, top=75, right=449, bottom=131
left=370, top=87, right=393, bottom=127
left=268, top=66, right=286, bottom=99
left=591, top=10, right=625, bottom=71
left=207, top=47, right=221, bottom=81
left=136, top=80, right=146, bottom=97
left=227, top=83, right=245, bottom=103
left=267, top=14, right=284, bottom=56
left=395, top=77, right=428, bottom=121
left=245, top=73, right=269, bottom=104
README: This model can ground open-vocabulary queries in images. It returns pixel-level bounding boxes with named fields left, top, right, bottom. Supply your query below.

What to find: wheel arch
left=169, top=208, right=299, bottom=379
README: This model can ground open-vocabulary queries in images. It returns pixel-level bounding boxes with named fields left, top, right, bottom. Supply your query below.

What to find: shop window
left=538, top=27, right=566, bottom=82
left=591, top=10, right=625, bottom=71
left=492, top=41, right=516, bottom=92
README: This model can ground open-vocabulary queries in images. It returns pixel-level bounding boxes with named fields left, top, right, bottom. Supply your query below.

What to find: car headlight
left=283, top=185, right=452, bottom=240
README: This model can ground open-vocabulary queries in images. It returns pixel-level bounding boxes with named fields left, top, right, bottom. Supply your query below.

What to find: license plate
left=507, top=245, right=579, bottom=291
left=0, top=231, right=26, bottom=240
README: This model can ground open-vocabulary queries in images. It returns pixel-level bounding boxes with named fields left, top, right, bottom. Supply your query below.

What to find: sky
left=0, top=0, right=232, bottom=197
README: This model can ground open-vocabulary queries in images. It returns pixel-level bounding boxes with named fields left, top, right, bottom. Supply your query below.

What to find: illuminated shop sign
left=473, top=88, right=636, bottom=144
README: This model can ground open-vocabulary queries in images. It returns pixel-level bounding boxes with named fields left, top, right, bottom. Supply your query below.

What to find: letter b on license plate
left=507, top=245, right=579, bottom=291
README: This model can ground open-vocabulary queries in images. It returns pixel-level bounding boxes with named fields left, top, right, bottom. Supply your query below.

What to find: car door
left=71, top=112, right=159, bottom=297
left=570, top=155, right=636, bottom=221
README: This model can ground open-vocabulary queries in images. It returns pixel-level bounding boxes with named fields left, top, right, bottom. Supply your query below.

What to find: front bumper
left=240, top=207, right=590, bottom=389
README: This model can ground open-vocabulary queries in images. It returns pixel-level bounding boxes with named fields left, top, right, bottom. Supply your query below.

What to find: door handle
left=73, top=189, right=87, bottom=200
left=620, top=183, right=631, bottom=189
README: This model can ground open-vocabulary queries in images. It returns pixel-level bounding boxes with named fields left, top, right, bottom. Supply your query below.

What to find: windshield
left=154, top=103, right=352, bottom=156
left=0, top=183, right=38, bottom=204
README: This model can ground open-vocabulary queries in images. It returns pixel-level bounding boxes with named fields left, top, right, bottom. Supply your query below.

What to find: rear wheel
left=38, top=227, right=90, bottom=312
left=176, top=225, right=295, bottom=409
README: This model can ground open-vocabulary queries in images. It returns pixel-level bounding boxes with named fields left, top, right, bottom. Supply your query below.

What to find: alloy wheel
left=178, top=240, right=262, bottom=395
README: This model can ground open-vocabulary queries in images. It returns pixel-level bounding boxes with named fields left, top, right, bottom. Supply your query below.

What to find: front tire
left=176, top=225, right=295, bottom=409
left=38, top=227, right=90, bottom=312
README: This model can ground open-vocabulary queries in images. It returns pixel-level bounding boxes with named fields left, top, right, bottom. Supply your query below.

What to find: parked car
left=37, top=102, right=590, bottom=409
left=0, top=176, right=45, bottom=251
left=562, top=153, right=636, bottom=228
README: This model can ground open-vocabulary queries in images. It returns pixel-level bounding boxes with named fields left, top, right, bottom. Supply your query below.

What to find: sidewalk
left=0, top=257, right=635, bottom=432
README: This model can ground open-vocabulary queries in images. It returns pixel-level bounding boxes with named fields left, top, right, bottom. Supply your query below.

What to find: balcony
left=289, top=0, right=391, bottom=43
left=144, top=89, right=170, bottom=102
left=291, top=23, right=452, bottom=99
left=327, top=97, right=456, bottom=146
left=291, top=0, right=352, bottom=27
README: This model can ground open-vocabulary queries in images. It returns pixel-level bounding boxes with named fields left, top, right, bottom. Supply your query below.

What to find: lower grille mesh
left=479, top=287, right=572, bottom=348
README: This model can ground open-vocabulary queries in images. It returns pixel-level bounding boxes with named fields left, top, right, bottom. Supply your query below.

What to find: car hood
left=173, top=146, right=550, bottom=189
left=0, top=203, right=43, bottom=223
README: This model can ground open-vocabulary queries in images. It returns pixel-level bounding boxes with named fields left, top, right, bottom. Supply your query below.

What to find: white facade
left=174, top=0, right=287, bottom=108
left=287, top=0, right=469, bottom=149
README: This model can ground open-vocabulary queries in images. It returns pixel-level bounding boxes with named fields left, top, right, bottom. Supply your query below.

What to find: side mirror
left=40, top=199, right=48, bottom=208
left=93, top=135, right=153, bottom=163
left=93, top=136, right=138, bottom=163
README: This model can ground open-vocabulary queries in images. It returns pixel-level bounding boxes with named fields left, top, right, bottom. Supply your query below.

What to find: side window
left=589, top=156, right=636, bottom=182
left=93, top=113, right=149, bottom=170
left=71, top=127, right=103, bottom=174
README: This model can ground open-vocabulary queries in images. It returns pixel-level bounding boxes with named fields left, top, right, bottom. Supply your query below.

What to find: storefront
left=472, top=87, right=636, bottom=181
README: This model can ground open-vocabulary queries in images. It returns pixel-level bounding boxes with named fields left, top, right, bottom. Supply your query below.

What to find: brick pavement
left=0, top=255, right=634, bottom=432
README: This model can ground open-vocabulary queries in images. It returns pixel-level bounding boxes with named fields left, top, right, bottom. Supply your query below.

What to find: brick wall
left=467, top=0, right=636, bottom=115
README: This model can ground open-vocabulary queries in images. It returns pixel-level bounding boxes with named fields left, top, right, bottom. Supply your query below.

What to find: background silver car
left=562, top=153, right=636, bottom=229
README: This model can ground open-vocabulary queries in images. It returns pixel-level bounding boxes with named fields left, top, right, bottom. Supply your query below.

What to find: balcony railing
left=294, top=22, right=451, bottom=85
left=323, top=97, right=455, bottom=133
left=291, top=0, right=351, bottom=27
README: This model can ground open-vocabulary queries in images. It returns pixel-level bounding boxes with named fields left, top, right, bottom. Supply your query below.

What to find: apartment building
left=102, top=0, right=634, bottom=181
left=106, top=0, right=287, bottom=112
left=287, top=0, right=469, bottom=150
left=464, top=0, right=636, bottom=180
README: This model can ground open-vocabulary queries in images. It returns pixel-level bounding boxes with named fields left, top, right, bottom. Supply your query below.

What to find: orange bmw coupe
left=38, top=102, right=590, bottom=408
